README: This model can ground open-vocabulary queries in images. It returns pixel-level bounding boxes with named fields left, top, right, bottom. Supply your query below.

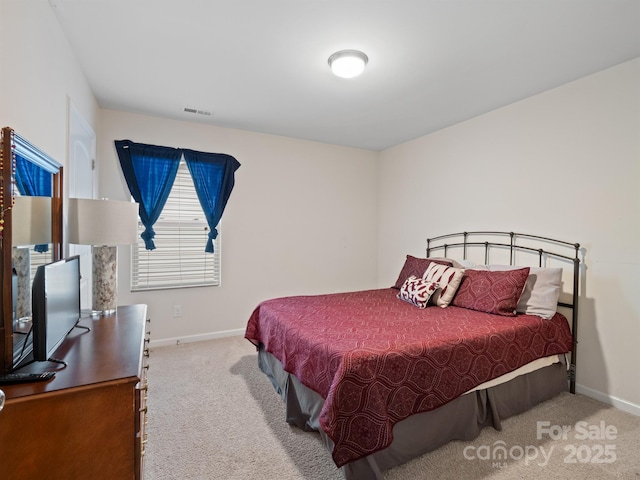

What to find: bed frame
left=254, top=230, right=582, bottom=480
left=426, top=231, right=580, bottom=393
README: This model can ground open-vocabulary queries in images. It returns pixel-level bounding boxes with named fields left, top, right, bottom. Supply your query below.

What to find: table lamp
left=67, top=198, right=139, bottom=315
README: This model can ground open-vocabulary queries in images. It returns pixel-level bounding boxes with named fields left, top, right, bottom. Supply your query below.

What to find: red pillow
left=452, top=267, right=530, bottom=316
left=393, top=255, right=452, bottom=289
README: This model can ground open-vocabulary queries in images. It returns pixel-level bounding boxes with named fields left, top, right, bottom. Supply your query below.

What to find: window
left=131, top=160, right=221, bottom=291
left=114, top=139, right=239, bottom=292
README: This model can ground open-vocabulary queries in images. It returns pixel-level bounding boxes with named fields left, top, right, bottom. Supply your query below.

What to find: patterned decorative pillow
left=393, top=255, right=452, bottom=289
left=423, top=263, right=465, bottom=307
left=452, top=267, right=530, bottom=316
left=397, top=276, right=440, bottom=308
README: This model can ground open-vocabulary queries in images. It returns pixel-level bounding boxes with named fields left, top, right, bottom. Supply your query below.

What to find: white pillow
left=456, top=258, right=487, bottom=269
left=423, top=263, right=465, bottom=308
left=486, top=265, right=562, bottom=319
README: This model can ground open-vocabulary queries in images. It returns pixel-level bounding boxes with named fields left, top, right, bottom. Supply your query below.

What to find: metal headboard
left=426, top=231, right=580, bottom=394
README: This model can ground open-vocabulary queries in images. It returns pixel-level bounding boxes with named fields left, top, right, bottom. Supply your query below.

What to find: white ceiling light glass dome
left=328, top=50, right=368, bottom=78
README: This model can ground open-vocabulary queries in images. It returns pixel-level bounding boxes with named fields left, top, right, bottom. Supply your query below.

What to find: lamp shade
left=12, top=196, right=52, bottom=246
left=67, top=198, right=139, bottom=246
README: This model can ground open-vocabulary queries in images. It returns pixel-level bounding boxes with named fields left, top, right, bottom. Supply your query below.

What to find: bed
left=245, top=231, right=580, bottom=479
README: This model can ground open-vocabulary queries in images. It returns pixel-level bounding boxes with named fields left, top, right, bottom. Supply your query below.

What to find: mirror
left=1, top=127, right=63, bottom=372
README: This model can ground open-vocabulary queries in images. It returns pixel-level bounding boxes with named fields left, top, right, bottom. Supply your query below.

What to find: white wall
left=0, top=0, right=99, bottom=174
left=98, top=109, right=379, bottom=343
left=378, top=58, right=640, bottom=413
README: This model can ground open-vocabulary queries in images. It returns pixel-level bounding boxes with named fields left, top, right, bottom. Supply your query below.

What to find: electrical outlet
left=173, top=304, right=182, bottom=317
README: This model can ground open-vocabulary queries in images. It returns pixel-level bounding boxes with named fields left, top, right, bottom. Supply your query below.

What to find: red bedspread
left=245, top=288, right=573, bottom=467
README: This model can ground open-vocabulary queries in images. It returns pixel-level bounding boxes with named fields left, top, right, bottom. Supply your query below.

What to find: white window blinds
left=29, top=250, right=53, bottom=283
left=131, top=159, right=220, bottom=291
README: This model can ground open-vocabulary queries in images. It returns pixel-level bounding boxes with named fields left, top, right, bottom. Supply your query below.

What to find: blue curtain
left=15, top=154, right=53, bottom=197
left=15, top=154, right=52, bottom=253
left=183, top=150, right=240, bottom=253
left=115, top=140, right=182, bottom=250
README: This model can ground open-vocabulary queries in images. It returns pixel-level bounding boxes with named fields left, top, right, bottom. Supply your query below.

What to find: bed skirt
left=258, top=349, right=568, bottom=480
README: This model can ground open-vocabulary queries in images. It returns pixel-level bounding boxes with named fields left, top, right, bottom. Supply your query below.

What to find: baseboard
left=149, top=328, right=245, bottom=348
left=576, top=383, right=640, bottom=417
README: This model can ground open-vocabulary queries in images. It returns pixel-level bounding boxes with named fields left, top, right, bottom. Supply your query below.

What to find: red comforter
left=245, top=288, right=573, bottom=467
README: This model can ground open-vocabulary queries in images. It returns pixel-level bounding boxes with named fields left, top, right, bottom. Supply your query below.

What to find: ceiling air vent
left=183, top=107, right=212, bottom=116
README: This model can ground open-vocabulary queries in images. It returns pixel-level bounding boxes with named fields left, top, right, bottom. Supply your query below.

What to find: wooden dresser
left=0, top=304, right=150, bottom=480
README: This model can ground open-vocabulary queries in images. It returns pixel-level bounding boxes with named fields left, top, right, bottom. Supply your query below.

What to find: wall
left=0, top=0, right=99, bottom=174
left=378, top=58, right=640, bottom=413
left=98, top=109, right=379, bottom=343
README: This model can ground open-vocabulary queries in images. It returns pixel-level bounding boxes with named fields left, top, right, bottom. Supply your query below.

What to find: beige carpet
left=144, top=336, right=640, bottom=480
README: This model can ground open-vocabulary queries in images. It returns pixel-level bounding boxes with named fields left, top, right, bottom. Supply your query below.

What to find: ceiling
left=49, top=0, right=640, bottom=151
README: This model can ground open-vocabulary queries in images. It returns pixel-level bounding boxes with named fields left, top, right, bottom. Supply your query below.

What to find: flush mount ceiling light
left=328, top=50, right=368, bottom=78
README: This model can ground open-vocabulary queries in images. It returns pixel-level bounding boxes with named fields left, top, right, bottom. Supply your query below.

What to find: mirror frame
left=0, top=127, right=63, bottom=372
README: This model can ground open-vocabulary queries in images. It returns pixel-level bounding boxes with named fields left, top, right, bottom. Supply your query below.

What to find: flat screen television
left=31, top=255, right=82, bottom=365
